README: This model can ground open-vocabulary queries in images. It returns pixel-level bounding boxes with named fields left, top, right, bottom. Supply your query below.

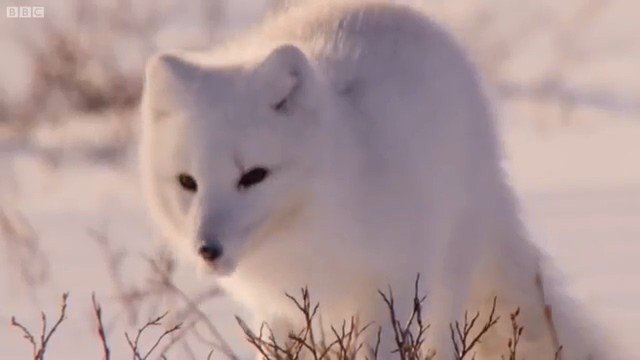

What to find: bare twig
left=536, top=272, right=562, bottom=359
left=144, top=255, right=236, bottom=358
left=449, top=297, right=500, bottom=360
left=92, top=293, right=111, bottom=360
left=285, top=288, right=321, bottom=358
left=329, top=317, right=371, bottom=359
left=501, top=308, right=523, bottom=360
left=11, top=317, right=37, bottom=358
left=236, top=317, right=281, bottom=359
left=157, top=317, right=199, bottom=356
left=378, top=274, right=434, bottom=360
left=367, top=326, right=382, bottom=360
left=10, top=292, right=69, bottom=360
left=206, top=349, right=215, bottom=360
left=124, top=311, right=182, bottom=360
left=92, top=228, right=236, bottom=358
left=237, top=287, right=376, bottom=360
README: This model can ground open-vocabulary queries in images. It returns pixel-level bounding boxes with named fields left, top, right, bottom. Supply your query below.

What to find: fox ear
left=253, top=44, right=314, bottom=113
left=143, top=53, right=204, bottom=121
left=145, top=53, right=203, bottom=87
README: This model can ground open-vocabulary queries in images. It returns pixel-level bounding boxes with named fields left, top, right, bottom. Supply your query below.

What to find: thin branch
left=10, top=292, right=69, bottom=360
left=10, top=317, right=37, bottom=358
left=501, top=308, right=523, bottom=360
left=124, top=311, right=182, bottom=360
left=377, top=274, right=433, bottom=359
left=144, top=256, right=236, bottom=358
left=449, top=297, right=500, bottom=360
left=92, top=293, right=111, bottom=360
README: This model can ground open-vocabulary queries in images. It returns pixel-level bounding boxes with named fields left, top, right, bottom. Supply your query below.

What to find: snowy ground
left=1, top=117, right=638, bottom=358
left=505, top=118, right=640, bottom=357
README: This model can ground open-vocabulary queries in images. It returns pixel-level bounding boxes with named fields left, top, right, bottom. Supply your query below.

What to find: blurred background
left=0, top=0, right=638, bottom=358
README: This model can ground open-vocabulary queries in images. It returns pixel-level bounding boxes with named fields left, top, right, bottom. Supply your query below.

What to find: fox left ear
left=143, top=53, right=206, bottom=122
left=253, top=44, right=314, bottom=113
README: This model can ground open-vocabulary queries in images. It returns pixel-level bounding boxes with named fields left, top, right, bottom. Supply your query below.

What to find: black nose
left=198, top=243, right=223, bottom=262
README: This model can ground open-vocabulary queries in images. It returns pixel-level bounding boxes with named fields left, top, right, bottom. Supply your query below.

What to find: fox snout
left=198, top=233, right=224, bottom=262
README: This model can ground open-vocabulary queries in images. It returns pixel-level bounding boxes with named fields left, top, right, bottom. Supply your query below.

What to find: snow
left=505, top=120, right=640, bottom=356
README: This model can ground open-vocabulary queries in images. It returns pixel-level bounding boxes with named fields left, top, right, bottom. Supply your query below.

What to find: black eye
left=237, top=167, right=269, bottom=191
left=177, top=173, right=197, bottom=192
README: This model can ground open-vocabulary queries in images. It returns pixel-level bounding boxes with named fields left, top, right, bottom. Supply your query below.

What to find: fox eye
left=237, top=167, right=270, bottom=191
left=177, top=173, right=197, bottom=192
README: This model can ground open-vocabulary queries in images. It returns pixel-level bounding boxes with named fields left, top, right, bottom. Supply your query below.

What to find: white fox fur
left=140, top=1, right=615, bottom=358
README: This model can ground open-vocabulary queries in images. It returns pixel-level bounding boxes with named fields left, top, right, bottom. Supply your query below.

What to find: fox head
left=140, top=45, right=327, bottom=274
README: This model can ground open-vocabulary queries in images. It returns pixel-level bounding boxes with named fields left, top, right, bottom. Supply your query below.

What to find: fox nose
left=198, top=241, right=223, bottom=262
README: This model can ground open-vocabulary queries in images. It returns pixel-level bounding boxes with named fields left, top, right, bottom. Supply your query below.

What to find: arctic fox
left=140, top=1, right=613, bottom=358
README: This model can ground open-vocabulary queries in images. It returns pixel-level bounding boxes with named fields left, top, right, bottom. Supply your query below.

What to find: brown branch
left=10, top=292, right=69, bottom=360
left=535, top=272, right=563, bottom=360
left=235, top=317, right=279, bottom=359
left=144, top=256, right=237, bottom=358
left=237, top=287, right=376, bottom=359
left=329, top=317, right=371, bottom=359
left=206, top=349, right=215, bottom=360
left=502, top=308, right=523, bottom=360
left=92, top=293, right=111, bottom=360
left=378, top=274, right=433, bottom=359
left=124, top=311, right=182, bottom=360
left=285, top=287, right=321, bottom=359
left=449, top=297, right=500, bottom=360
left=10, top=317, right=37, bottom=358
left=144, top=323, right=182, bottom=359
left=157, top=317, right=199, bottom=356
left=366, top=326, right=382, bottom=360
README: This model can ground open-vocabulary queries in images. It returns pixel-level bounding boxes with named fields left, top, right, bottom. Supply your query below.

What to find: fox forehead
left=171, top=71, right=292, bottom=138
left=190, top=125, right=290, bottom=173
left=170, top=107, right=296, bottom=185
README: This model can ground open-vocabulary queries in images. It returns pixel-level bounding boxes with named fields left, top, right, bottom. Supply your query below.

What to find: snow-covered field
left=1, top=118, right=639, bottom=358
left=505, top=119, right=640, bottom=357
left=1, top=0, right=639, bottom=358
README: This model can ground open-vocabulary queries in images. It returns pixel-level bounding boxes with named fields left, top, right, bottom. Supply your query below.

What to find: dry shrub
left=236, top=276, right=516, bottom=360
left=10, top=276, right=572, bottom=360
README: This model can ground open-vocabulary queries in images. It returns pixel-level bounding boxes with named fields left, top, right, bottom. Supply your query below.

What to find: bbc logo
left=6, top=6, right=45, bottom=18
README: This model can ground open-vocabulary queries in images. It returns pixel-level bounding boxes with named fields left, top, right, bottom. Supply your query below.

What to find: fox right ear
left=252, top=44, right=315, bottom=114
